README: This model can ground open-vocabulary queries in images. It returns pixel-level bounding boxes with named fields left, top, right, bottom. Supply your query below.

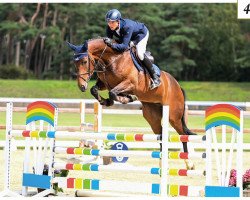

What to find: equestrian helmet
left=105, top=9, right=121, bottom=22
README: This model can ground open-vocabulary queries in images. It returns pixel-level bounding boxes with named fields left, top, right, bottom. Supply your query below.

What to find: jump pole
left=161, top=105, right=169, bottom=197
left=0, top=102, right=21, bottom=197
left=80, top=101, right=101, bottom=132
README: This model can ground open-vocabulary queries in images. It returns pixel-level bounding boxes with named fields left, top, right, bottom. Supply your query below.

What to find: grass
left=181, top=81, right=250, bottom=101
left=0, top=79, right=106, bottom=99
left=0, top=79, right=250, bottom=101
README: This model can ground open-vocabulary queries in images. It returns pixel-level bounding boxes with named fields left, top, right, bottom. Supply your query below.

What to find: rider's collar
left=119, top=18, right=125, bottom=29
left=115, top=22, right=121, bottom=35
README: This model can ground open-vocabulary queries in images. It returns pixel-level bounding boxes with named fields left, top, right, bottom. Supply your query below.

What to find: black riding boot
left=142, top=55, right=161, bottom=90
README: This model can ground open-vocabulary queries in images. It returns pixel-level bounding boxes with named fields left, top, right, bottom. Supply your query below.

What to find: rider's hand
left=103, top=37, right=113, bottom=47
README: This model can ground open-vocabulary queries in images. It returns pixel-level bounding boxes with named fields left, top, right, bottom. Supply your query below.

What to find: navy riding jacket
left=106, top=18, right=148, bottom=52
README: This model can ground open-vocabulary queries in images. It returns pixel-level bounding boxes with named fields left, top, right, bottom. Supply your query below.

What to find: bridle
left=72, top=45, right=107, bottom=83
left=73, top=43, right=126, bottom=85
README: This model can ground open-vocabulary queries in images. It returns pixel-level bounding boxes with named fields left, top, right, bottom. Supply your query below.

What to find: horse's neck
left=89, top=39, right=119, bottom=62
left=89, top=39, right=109, bottom=55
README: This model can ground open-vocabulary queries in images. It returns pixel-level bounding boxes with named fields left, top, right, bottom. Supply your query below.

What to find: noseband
left=73, top=45, right=108, bottom=83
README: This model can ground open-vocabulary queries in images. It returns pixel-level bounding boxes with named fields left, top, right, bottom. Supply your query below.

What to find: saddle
left=130, top=47, right=161, bottom=77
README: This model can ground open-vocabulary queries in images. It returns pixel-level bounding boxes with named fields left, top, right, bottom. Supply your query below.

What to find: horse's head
left=67, top=41, right=94, bottom=92
left=67, top=38, right=117, bottom=92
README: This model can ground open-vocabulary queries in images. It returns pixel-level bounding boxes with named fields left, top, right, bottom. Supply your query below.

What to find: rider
left=104, top=9, right=161, bottom=90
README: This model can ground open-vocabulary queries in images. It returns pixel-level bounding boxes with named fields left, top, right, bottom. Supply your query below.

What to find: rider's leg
left=141, top=54, right=161, bottom=90
left=136, top=31, right=161, bottom=90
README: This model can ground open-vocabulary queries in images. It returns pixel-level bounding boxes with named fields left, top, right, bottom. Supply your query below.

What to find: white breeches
left=136, top=31, right=149, bottom=60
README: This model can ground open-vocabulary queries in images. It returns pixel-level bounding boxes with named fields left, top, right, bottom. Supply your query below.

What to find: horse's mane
left=87, top=36, right=105, bottom=42
left=87, top=36, right=121, bottom=55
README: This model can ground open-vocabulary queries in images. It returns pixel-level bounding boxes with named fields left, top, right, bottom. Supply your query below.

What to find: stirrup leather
left=149, top=78, right=161, bottom=90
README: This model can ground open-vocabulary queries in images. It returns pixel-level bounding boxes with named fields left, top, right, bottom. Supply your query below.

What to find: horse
left=67, top=38, right=196, bottom=169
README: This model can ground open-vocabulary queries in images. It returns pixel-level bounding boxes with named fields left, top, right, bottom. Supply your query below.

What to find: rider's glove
left=103, top=37, right=113, bottom=48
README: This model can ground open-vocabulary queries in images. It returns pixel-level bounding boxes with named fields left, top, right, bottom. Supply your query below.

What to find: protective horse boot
left=141, top=54, right=161, bottom=90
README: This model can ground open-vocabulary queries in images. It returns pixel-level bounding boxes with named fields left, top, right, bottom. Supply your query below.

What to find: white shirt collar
left=115, top=23, right=121, bottom=36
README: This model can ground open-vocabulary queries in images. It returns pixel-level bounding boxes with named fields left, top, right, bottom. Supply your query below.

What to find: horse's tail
left=181, top=88, right=196, bottom=135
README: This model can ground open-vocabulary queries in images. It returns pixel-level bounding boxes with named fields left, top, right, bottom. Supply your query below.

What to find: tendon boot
left=141, top=55, right=161, bottom=90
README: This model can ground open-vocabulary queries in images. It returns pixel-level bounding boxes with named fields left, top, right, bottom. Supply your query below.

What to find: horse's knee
left=96, top=80, right=106, bottom=90
left=90, top=86, right=98, bottom=96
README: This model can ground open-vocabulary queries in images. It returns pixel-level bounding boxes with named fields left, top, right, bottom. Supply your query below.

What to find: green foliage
left=0, top=4, right=19, bottom=21
left=42, top=26, right=62, bottom=49
left=195, top=4, right=244, bottom=81
left=0, top=3, right=249, bottom=81
left=0, top=21, right=20, bottom=33
left=0, top=65, right=31, bottom=79
left=20, top=26, right=39, bottom=40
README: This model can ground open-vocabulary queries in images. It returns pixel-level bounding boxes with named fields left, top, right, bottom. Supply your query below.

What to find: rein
left=74, top=44, right=128, bottom=88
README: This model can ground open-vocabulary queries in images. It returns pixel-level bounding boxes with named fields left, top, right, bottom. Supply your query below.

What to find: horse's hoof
left=186, top=163, right=195, bottom=170
left=104, top=99, right=114, bottom=107
left=100, top=99, right=113, bottom=107
left=184, top=160, right=195, bottom=170
left=109, top=92, right=117, bottom=101
left=103, top=156, right=112, bottom=165
left=99, top=100, right=106, bottom=106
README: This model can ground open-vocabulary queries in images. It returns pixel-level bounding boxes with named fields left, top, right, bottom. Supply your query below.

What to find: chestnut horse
left=67, top=38, right=196, bottom=169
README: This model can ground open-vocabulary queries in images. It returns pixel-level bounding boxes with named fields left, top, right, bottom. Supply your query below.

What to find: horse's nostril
left=80, top=85, right=87, bottom=92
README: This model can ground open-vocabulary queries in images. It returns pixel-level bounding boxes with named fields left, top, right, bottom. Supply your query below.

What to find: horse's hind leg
left=109, top=80, right=136, bottom=104
left=141, top=102, right=162, bottom=134
left=142, top=100, right=194, bottom=170
left=169, top=103, right=195, bottom=170
left=141, top=102, right=162, bottom=167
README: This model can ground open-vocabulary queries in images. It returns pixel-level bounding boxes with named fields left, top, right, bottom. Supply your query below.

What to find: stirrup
left=150, top=79, right=161, bottom=90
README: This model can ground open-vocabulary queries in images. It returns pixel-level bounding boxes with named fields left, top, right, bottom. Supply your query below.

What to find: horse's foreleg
left=109, top=81, right=137, bottom=104
left=90, top=79, right=114, bottom=107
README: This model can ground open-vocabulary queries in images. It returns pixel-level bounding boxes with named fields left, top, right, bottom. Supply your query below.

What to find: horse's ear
left=66, top=41, right=77, bottom=51
left=81, top=41, right=88, bottom=52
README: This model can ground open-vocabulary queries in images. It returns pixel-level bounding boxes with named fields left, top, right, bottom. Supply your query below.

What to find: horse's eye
left=82, top=61, right=87, bottom=65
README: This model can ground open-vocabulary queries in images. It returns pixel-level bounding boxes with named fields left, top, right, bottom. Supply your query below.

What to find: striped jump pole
left=169, top=135, right=206, bottom=143
left=54, top=147, right=205, bottom=160
left=10, top=130, right=205, bottom=143
left=53, top=162, right=161, bottom=175
left=53, top=162, right=205, bottom=177
left=168, top=152, right=206, bottom=159
left=10, top=130, right=162, bottom=142
left=54, top=147, right=161, bottom=158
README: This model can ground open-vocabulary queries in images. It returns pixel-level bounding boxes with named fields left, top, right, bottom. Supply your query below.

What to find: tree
left=196, top=4, right=243, bottom=81
left=0, top=3, right=249, bottom=81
